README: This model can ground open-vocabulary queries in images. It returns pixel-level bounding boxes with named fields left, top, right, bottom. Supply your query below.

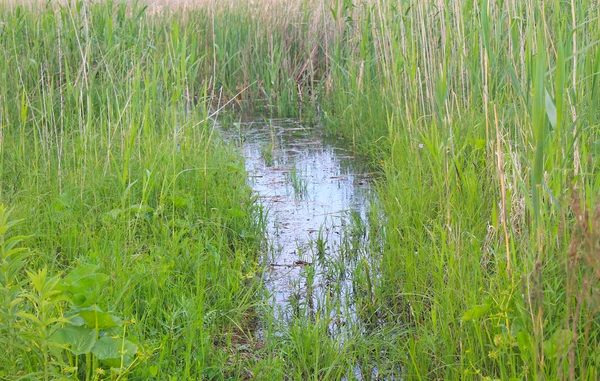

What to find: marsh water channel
left=223, top=118, right=379, bottom=333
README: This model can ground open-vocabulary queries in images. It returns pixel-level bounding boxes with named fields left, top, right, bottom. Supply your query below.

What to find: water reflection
left=224, top=119, right=374, bottom=324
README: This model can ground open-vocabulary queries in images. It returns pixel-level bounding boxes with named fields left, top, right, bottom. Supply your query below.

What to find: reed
left=1, top=0, right=599, bottom=379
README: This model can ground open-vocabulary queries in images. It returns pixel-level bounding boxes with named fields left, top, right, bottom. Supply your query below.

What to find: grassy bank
left=0, top=1, right=266, bottom=379
left=1, top=0, right=600, bottom=380
left=321, top=1, right=600, bottom=379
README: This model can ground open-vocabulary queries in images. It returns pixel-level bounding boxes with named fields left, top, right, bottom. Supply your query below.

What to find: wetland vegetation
left=1, top=0, right=599, bottom=379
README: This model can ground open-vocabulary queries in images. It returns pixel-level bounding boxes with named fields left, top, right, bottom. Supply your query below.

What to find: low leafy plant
left=0, top=205, right=142, bottom=380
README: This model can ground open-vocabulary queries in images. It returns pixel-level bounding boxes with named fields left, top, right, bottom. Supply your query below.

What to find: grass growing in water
left=1, top=0, right=600, bottom=379
left=287, top=162, right=307, bottom=199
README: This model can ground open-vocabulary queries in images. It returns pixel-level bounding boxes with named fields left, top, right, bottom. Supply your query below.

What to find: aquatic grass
left=261, top=141, right=275, bottom=167
left=283, top=316, right=350, bottom=380
left=287, top=162, right=307, bottom=199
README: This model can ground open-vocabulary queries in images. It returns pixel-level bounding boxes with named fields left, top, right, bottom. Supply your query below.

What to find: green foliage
left=0, top=1, right=263, bottom=378
left=311, top=0, right=600, bottom=379
left=1, top=0, right=599, bottom=379
left=0, top=206, right=141, bottom=379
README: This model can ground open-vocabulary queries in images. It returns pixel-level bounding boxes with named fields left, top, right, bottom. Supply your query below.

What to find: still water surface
left=224, top=118, right=377, bottom=325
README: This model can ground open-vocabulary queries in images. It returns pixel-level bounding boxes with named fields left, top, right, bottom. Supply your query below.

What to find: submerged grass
left=1, top=0, right=600, bottom=379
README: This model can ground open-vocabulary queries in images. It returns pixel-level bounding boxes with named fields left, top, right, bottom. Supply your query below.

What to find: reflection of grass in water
left=261, top=141, right=275, bottom=166
left=287, top=162, right=307, bottom=197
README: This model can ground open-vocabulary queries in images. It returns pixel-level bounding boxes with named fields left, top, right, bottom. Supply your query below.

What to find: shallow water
left=223, top=118, right=376, bottom=325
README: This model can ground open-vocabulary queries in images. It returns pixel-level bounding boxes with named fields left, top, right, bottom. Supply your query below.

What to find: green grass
left=320, top=1, right=600, bottom=379
left=287, top=162, right=307, bottom=198
left=1, top=0, right=600, bottom=379
left=0, top=1, right=266, bottom=379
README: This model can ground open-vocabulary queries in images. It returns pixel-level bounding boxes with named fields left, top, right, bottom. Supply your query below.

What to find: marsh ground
left=1, top=0, right=599, bottom=380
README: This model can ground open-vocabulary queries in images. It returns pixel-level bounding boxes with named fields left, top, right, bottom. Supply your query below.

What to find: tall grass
left=1, top=0, right=599, bottom=379
left=0, top=1, right=266, bottom=379
left=320, top=0, right=600, bottom=379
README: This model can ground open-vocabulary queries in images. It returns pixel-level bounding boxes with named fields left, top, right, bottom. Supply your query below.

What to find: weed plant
left=1, top=0, right=600, bottom=379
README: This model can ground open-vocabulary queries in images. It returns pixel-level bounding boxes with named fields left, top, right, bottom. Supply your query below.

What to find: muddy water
left=224, top=118, right=375, bottom=324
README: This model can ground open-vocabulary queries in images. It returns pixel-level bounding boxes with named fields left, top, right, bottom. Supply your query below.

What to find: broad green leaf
left=105, top=208, right=123, bottom=220
left=226, top=162, right=243, bottom=173
left=5, top=234, right=31, bottom=248
left=545, top=89, right=557, bottom=130
left=92, top=336, right=138, bottom=368
left=71, top=274, right=109, bottom=307
left=167, top=195, right=187, bottom=208
left=74, top=305, right=122, bottom=329
left=54, top=190, right=75, bottom=211
left=50, top=325, right=97, bottom=355
left=546, top=89, right=556, bottom=128
left=63, top=264, right=100, bottom=285
left=461, top=303, right=491, bottom=322
left=543, top=329, right=573, bottom=359
left=69, top=315, right=86, bottom=327
left=227, top=207, right=247, bottom=218
left=475, top=139, right=486, bottom=149
left=555, top=39, right=566, bottom=135
left=61, top=265, right=109, bottom=307
left=129, top=204, right=154, bottom=214
left=517, top=331, right=533, bottom=360
left=531, top=27, right=547, bottom=227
